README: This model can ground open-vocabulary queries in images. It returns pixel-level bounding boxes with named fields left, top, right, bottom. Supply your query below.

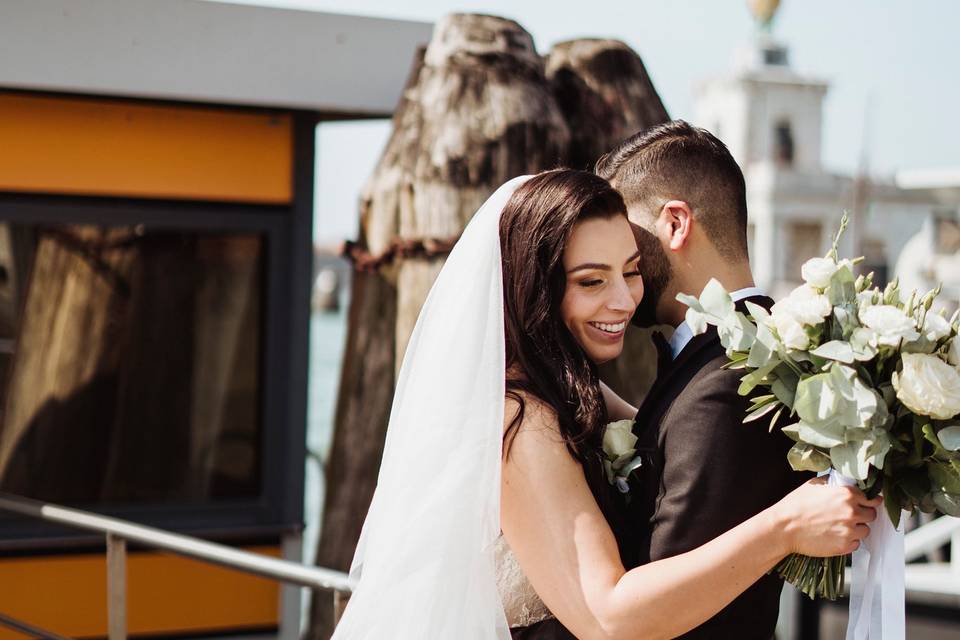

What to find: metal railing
left=0, top=492, right=352, bottom=640
left=904, top=514, right=960, bottom=605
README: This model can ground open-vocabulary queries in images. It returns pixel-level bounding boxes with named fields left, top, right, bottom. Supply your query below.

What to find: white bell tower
left=693, top=0, right=834, bottom=295
left=695, top=1, right=828, bottom=173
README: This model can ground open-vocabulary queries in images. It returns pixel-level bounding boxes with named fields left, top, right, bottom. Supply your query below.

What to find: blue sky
left=211, top=0, right=960, bottom=241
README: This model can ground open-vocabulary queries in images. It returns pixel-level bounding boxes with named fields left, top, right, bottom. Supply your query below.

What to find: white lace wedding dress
left=494, top=535, right=553, bottom=628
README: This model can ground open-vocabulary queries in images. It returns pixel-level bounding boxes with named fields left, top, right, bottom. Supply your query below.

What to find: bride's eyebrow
left=567, top=262, right=610, bottom=274
left=567, top=250, right=642, bottom=274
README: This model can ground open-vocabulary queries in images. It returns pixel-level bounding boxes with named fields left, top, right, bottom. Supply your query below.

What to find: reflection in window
left=0, top=224, right=263, bottom=505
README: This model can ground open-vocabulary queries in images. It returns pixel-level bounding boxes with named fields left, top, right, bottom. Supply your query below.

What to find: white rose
left=801, top=257, right=839, bottom=289
left=859, top=304, right=920, bottom=347
left=892, top=353, right=960, bottom=420
left=772, top=285, right=832, bottom=327
left=770, top=312, right=811, bottom=350
left=922, top=313, right=951, bottom=342
left=949, top=336, right=960, bottom=367
left=602, top=419, right=637, bottom=461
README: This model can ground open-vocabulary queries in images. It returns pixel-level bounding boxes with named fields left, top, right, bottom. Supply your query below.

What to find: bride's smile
left=560, top=215, right=644, bottom=364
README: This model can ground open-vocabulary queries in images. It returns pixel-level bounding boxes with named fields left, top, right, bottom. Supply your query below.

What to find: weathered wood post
left=546, top=38, right=670, bottom=403
left=309, top=14, right=570, bottom=638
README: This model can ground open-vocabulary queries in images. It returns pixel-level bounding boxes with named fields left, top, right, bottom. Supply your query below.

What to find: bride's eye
left=579, top=278, right=603, bottom=288
left=624, top=270, right=641, bottom=278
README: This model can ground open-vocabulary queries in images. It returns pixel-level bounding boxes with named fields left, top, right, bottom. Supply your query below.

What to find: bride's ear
left=660, top=200, right=694, bottom=251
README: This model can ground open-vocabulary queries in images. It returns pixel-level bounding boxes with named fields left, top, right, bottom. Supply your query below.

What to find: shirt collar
left=669, top=286, right=766, bottom=359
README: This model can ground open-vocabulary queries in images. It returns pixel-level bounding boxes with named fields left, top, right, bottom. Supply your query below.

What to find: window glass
left=0, top=223, right=263, bottom=505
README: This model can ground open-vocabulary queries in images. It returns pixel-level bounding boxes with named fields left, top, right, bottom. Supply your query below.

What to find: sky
left=209, top=0, right=960, bottom=242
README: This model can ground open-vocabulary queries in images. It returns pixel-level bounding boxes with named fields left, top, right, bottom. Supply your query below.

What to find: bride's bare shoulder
left=503, top=391, right=564, bottom=454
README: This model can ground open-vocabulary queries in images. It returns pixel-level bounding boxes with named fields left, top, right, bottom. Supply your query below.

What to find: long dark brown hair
left=500, top=169, right=628, bottom=461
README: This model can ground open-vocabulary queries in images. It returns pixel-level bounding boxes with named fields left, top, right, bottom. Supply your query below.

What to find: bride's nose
left=606, top=278, right=636, bottom=313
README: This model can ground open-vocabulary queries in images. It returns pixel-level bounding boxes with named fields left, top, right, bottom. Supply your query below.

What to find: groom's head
left=596, top=120, right=751, bottom=327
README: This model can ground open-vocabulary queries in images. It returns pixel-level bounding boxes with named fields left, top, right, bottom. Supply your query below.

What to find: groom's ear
left=661, top=200, right=694, bottom=252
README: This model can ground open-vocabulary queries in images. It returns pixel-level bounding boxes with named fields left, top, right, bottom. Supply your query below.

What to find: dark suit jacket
left=626, top=295, right=806, bottom=639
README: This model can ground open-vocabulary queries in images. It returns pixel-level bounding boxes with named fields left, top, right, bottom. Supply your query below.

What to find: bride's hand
left=770, top=477, right=882, bottom=557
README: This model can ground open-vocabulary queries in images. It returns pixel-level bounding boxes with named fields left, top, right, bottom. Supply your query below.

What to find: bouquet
left=676, top=214, right=960, bottom=600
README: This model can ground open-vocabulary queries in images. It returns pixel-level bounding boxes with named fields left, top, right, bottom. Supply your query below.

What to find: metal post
left=106, top=533, right=127, bottom=640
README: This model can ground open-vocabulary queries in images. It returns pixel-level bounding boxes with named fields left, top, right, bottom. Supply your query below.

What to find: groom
left=514, top=121, right=804, bottom=640
left=598, top=120, right=804, bottom=638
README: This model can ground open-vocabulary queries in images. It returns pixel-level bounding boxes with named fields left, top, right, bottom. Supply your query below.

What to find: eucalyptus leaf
left=931, top=491, right=960, bottom=517
left=718, top=311, right=757, bottom=352
left=771, top=376, right=797, bottom=410
left=811, top=340, right=856, bottom=364
left=744, top=399, right=781, bottom=423
left=738, top=360, right=780, bottom=396
left=922, top=423, right=944, bottom=453
left=796, top=420, right=845, bottom=448
left=830, top=441, right=870, bottom=480
left=747, top=319, right=779, bottom=368
left=699, top=278, right=736, bottom=318
left=744, top=300, right=771, bottom=325
left=885, top=489, right=904, bottom=528
left=781, top=423, right=801, bottom=442
left=937, top=426, right=960, bottom=452
left=787, top=442, right=831, bottom=473
left=929, top=462, right=960, bottom=494
left=769, top=404, right=786, bottom=433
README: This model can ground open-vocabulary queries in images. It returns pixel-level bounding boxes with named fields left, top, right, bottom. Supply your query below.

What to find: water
left=303, top=309, right=347, bottom=568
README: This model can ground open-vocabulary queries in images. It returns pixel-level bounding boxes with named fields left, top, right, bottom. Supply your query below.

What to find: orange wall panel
left=0, top=93, right=293, bottom=204
left=0, top=545, right=281, bottom=638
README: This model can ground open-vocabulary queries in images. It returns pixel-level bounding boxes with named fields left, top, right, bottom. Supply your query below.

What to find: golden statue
left=747, top=0, right=780, bottom=31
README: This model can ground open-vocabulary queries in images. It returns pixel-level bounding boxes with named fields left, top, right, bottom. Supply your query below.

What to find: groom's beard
left=631, top=228, right=672, bottom=329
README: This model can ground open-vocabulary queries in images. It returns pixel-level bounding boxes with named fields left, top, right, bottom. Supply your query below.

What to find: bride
left=331, top=170, right=879, bottom=639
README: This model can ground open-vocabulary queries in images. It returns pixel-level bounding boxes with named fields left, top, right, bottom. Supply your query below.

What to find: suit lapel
left=634, top=295, right=775, bottom=427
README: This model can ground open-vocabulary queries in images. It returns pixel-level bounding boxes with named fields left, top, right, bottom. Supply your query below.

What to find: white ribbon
left=828, top=470, right=906, bottom=640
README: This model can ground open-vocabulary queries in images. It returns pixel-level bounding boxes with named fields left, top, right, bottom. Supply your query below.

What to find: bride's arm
left=600, top=380, right=637, bottom=420
left=501, top=400, right=877, bottom=640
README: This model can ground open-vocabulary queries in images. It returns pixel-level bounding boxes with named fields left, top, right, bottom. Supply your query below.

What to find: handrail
left=0, top=611, right=73, bottom=640
left=0, top=492, right=352, bottom=640
left=904, top=514, right=960, bottom=563
left=0, top=492, right=351, bottom=591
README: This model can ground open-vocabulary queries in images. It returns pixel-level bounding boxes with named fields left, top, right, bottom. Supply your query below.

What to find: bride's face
left=560, top=215, right=644, bottom=364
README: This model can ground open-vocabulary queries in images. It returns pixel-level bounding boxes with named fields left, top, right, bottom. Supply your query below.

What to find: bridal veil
left=331, top=176, right=531, bottom=639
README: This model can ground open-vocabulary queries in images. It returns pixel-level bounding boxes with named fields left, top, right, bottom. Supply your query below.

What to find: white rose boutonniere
left=892, top=353, right=960, bottom=420
left=602, top=419, right=643, bottom=493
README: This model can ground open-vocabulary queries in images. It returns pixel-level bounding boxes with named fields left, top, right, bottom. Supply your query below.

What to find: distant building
left=693, top=24, right=959, bottom=303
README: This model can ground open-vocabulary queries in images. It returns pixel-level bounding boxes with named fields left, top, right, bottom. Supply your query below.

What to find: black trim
left=0, top=116, right=317, bottom=545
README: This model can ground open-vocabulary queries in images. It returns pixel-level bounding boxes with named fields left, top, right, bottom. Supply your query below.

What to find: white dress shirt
left=669, top=286, right=766, bottom=359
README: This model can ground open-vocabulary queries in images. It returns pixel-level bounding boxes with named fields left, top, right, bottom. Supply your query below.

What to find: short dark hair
left=595, top=120, right=749, bottom=262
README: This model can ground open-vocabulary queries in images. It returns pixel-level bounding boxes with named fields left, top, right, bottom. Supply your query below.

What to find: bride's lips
left=586, top=320, right=627, bottom=342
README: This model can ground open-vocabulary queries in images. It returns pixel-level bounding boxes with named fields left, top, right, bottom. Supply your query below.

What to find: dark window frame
left=0, top=113, right=315, bottom=548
